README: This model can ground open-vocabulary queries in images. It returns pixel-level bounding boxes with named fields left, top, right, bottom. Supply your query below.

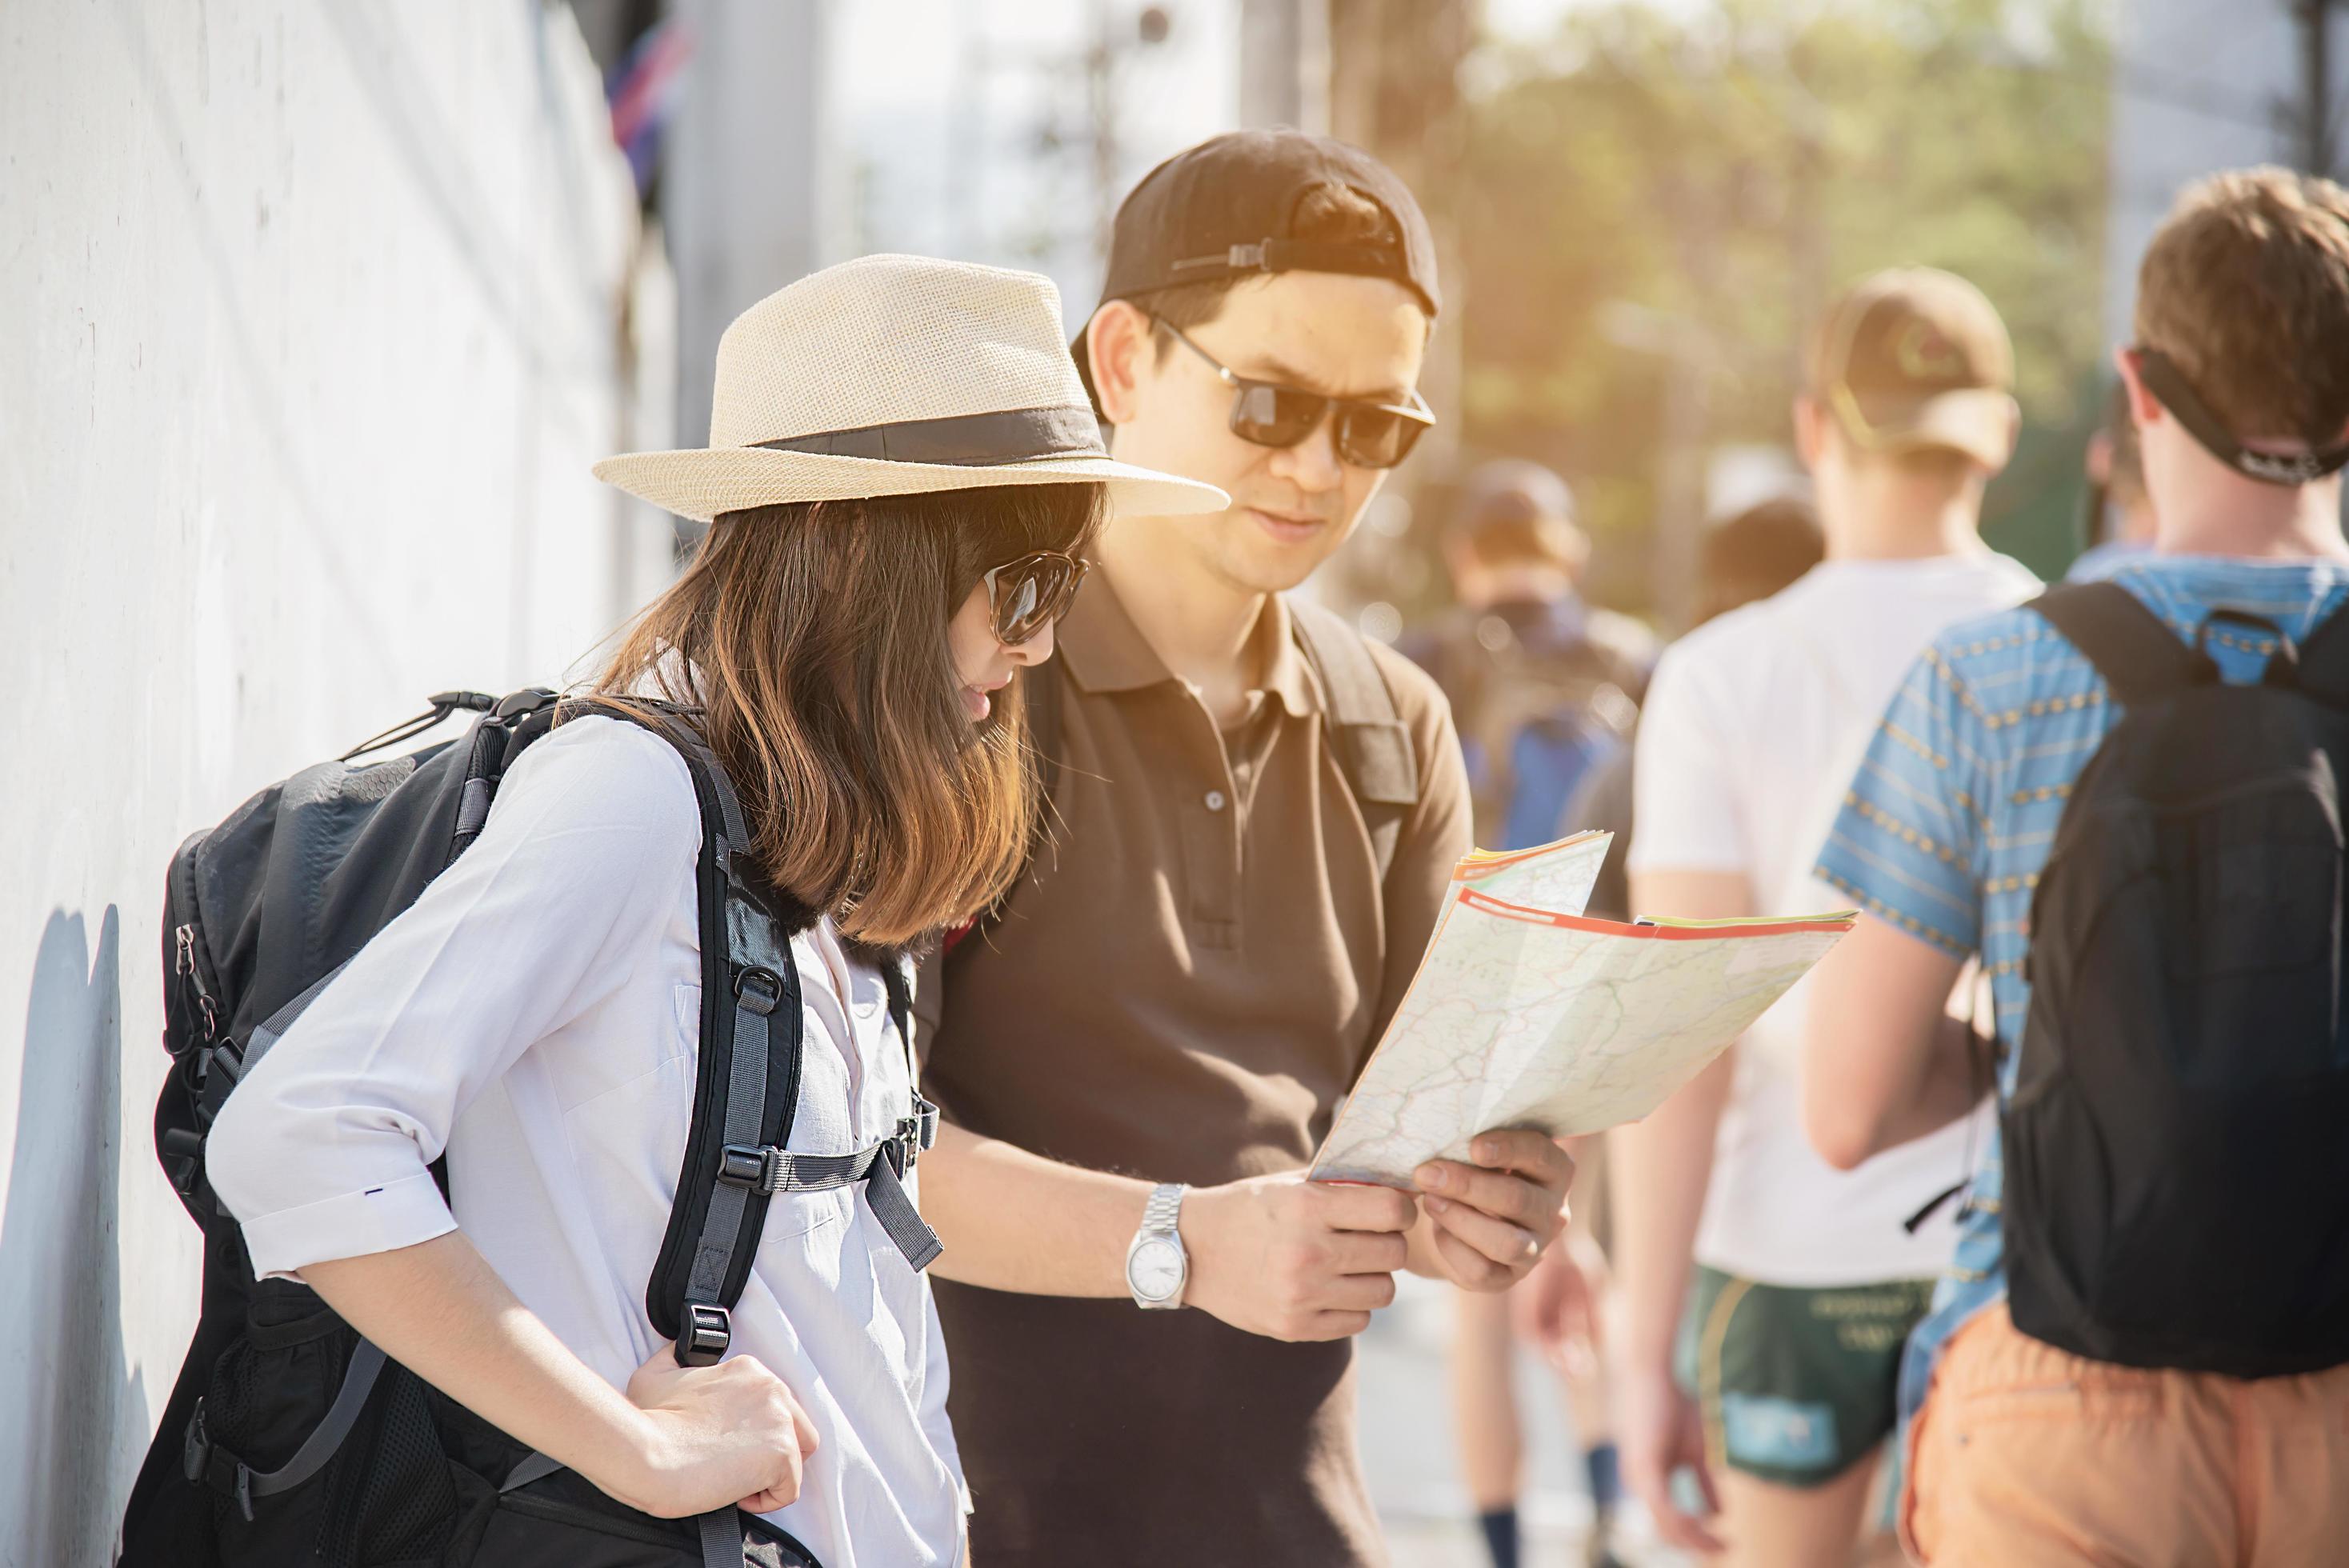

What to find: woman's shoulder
left=490, top=710, right=704, bottom=852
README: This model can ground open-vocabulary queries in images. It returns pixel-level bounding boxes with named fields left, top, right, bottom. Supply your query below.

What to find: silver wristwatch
left=1124, top=1182, right=1189, bottom=1310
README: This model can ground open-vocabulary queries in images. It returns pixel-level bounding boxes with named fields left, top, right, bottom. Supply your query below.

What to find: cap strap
left=2135, top=347, right=2349, bottom=487
left=755, top=404, right=1106, bottom=466
left=1167, top=238, right=1406, bottom=282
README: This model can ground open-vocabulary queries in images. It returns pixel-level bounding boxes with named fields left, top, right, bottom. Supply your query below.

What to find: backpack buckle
left=677, top=1303, right=732, bottom=1367
left=182, top=1398, right=257, bottom=1521
left=893, top=1097, right=940, bottom=1169
left=717, top=1142, right=789, bottom=1194
left=182, top=1398, right=211, bottom=1484
left=734, top=966, right=784, bottom=1017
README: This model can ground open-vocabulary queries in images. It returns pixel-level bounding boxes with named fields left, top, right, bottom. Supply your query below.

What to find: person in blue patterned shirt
left=1804, top=166, right=2349, bottom=1565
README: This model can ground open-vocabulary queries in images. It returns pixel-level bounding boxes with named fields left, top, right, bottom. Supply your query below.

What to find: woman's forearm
left=299, top=1231, right=659, bottom=1507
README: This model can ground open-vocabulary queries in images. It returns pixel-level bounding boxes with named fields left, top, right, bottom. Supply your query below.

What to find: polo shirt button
left=1204, top=790, right=1228, bottom=812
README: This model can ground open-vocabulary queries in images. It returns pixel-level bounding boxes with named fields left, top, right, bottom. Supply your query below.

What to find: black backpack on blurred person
left=117, top=690, right=914, bottom=1568
left=2007, top=582, right=2349, bottom=1376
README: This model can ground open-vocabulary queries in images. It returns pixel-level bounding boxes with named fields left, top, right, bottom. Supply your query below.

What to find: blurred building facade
left=2107, top=0, right=2347, bottom=338
left=0, top=6, right=668, bottom=1558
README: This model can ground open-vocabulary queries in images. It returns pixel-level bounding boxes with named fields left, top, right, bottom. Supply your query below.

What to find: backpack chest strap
left=715, top=1098, right=943, bottom=1269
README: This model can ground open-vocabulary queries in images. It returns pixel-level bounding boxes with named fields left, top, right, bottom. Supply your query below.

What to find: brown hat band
left=754, top=404, right=1107, bottom=467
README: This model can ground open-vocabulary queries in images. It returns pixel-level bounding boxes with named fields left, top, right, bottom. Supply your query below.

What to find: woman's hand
left=618, top=1343, right=822, bottom=1518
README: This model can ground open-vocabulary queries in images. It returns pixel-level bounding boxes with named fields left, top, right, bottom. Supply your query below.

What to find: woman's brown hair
left=590, top=482, right=1106, bottom=946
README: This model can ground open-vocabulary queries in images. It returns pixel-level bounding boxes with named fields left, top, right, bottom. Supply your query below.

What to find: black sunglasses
left=1154, top=318, right=1435, bottom=470
left=981, top=550, right=1090, bottom=646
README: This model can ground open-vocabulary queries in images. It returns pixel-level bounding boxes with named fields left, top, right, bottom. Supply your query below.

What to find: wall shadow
left=1, top=908, right=144, bottom=1567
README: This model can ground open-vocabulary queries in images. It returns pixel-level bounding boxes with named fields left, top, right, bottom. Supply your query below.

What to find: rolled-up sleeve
left=206, top=717, right=700, bottom=1278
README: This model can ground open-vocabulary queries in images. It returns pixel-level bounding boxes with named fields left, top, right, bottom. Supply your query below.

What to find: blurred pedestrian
left=1409, top=459, right=1646, bottom=1568
left=1806, top=167, right=2349, bottom=1567
left=1614, top=269, right=2039, bottom=1566
left=2067, top=377, right=2159, bottom=580
left=1419, top=474, right=1785, bottom=1567
left=914, top=130, right=1576, bottom=1567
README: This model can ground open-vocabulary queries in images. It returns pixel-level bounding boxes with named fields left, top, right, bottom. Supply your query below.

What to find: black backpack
left=119, top=690, right=940, bottom=1568
left=2007, top=582, right=2349, bottom=1377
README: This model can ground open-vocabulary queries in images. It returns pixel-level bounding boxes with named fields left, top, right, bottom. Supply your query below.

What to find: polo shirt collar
left=1058, top=570, right=1319, bottom=718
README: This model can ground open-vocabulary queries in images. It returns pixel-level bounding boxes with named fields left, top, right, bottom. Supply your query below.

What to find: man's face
left=1100, top=270, right=1428, bottom=594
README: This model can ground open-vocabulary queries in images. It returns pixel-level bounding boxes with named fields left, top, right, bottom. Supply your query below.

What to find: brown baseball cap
left=1811, top=267, right=2017, bottom=470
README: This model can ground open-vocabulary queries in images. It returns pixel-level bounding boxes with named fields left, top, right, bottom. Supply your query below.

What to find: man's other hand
left=1413, top=1129, right=1575, bottom=1291
left=1183, top=1172, right=1416, bottom=1342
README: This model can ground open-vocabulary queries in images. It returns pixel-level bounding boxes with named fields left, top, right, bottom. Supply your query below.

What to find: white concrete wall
left=0, top=6, right=663, bottom=1560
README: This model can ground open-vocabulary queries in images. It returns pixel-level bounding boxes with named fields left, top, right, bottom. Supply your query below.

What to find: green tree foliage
left=1457, top=0, right=2112, bottom=599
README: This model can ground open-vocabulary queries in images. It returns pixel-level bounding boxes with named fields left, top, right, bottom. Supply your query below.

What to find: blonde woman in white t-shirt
left=204, top=257, right=1223, bottom=1566
left=1611, top=270, right=2038, bottom=1568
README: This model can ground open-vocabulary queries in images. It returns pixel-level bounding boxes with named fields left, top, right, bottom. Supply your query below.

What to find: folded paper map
left=1311, top=832, right=1855, bottom=1187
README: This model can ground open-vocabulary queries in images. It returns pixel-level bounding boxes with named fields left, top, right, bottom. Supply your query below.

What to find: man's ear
left=2114, top=344, right=2162, bottom=430
left=1086, top=301, right=1156, bottom=427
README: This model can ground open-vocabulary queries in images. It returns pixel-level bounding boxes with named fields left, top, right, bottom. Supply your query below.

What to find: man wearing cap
left=1611, top=269, right=2038, bottom=1566
left=912, top=130, right=1577, bottom=1564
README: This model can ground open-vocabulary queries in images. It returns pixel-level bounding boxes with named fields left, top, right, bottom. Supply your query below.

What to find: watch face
left=1129, top=1237, right=1184, bottom=1301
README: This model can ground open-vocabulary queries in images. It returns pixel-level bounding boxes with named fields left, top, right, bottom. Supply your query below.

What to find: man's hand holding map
left=1311, top=833, right=1853, bottom=1187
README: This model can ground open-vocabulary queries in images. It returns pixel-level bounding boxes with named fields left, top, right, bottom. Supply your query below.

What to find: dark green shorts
left=1674, top=1266, right=1934, bottom=1489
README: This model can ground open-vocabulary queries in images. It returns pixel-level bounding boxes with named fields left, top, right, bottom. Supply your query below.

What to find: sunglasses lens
left=1230, top=384, right=1327, bottom=449
left=991, top=556, right=1083, bottom=645
left=1335, top=406, right=1425, bottom=470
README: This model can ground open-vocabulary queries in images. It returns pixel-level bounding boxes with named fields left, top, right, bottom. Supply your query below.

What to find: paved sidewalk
left=1359, top=1272, right=1694, bottom=1567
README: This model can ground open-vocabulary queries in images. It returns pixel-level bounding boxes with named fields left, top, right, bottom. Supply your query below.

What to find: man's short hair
left=2134, top=167, right=2349, bottom=446
left=1695, top=497, right=1823, bottom=625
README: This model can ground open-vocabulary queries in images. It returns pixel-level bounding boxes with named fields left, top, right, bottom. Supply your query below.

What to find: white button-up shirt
left=207, top=715, right=966, bottom=1566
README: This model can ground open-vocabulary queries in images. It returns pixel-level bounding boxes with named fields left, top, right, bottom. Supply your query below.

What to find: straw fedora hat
left=594, top=254, right=1228, bottom=522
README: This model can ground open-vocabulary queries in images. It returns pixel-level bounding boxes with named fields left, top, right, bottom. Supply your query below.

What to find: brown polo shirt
left=921, top=572, right=1471, bottom=1566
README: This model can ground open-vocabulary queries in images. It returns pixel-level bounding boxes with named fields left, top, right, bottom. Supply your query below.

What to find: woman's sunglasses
left=1154, top=317, right=1435, bottom=470
left=982, top=550, right=1090, bottom=646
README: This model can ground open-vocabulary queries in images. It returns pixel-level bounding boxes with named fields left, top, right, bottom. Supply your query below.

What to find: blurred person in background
left=1807, top=168, right=2349, bottom=1566
left=2068, top=377, right=2159, bottom=581
left=1615, top=269, right=2039, bottom=1567
left=1446, top=494, right=1822, bottom=1568
left=914, top=130, right=1576, bottom=1568
left=1409, top=461, right=1657, bottom=854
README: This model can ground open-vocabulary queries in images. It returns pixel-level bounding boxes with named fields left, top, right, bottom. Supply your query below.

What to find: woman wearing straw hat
left=204, top=255, right=1224, bottom=1566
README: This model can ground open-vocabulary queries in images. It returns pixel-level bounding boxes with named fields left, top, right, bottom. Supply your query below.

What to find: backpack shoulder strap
left=1287, top=597, right=1420, bottom=886
left=2028, top=582, right=2216, bottom=706
left=562, top=702, right=806, bottom=1366
left=600, top=709, right=804, bottom=1568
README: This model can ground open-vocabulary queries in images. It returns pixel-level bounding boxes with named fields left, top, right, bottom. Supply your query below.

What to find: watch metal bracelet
left=1142, top=1182, right=1186, bottom=1236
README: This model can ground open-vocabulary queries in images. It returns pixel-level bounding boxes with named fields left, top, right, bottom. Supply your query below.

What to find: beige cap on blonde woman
left=595, top=254, right=1230, bottom=522
left=1811, top=266, right=2019, bottom=470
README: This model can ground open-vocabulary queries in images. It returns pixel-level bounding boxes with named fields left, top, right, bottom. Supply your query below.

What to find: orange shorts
left=1903, top=1302, right=2349, bottom=1566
